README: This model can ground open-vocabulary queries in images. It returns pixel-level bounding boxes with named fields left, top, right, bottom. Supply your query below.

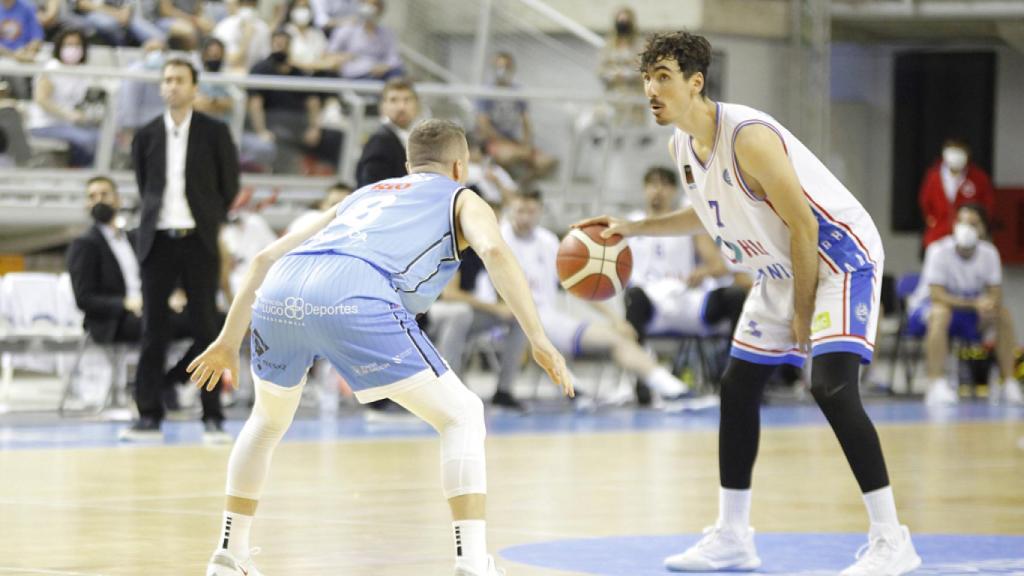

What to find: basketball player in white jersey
left=578, top=32, right=920, bottom=575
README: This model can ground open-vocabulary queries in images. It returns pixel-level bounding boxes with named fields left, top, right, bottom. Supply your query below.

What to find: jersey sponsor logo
left=259, top=297, right=360, bottom=321
left=812, top=311, right=831, bottom=333
left=745, top=320, right=763, bottom=338
left=683, top=165, right=697, bottom=189
left=355, top=347, right=415, bottom=376
left=391, top=348, right=414, bottom=365
left=855, top=302, right=870, bottom=324
left=722, top=169, right=733, bottom=187
left=252, top=329, right=269, bottom=356
left=371, top=182, right=411, bottom=190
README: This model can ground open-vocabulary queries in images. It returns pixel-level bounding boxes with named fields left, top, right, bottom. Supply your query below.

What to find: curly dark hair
left=639, top=31, right=712, bottom=97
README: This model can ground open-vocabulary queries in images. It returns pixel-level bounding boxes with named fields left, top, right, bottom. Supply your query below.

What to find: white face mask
left=60, top=44, right=83, bottom=65
left=953, top=222, right=979, bottom=249
left=290, top=6, right=311, bottom=26
left=358, top=3, right=378, bottom=20
left=943, top=147, right=968, bottom=172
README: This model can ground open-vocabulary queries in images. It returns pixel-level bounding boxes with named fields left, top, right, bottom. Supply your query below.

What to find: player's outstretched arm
left=188, top=204, right=340, bottom=391
left=734, top=123, right=819, bottom=352
left=572, top=207, right=703, bottom=239
left=456, top=190, right=574, bottom=397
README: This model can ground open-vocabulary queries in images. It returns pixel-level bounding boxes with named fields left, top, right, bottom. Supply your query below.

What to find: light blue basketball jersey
left=290, top=172, right=465, bottom=314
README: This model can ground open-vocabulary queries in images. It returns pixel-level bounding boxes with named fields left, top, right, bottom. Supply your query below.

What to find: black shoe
left=162, top=385, right=181, bottom=411
left=119, top=417, right=163, bottom=442
left=635, top=381, right=653, bottom=407
left=492, top=390, right=525, bottom=412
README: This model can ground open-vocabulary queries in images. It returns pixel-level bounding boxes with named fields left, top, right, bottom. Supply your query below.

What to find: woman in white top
left=279, top=0, right=331, bottom=75
left=28, top=28, right=102, bottom=167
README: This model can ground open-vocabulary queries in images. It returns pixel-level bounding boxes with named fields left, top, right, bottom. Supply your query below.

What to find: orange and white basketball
left=556, top=224, right=632, bottom=301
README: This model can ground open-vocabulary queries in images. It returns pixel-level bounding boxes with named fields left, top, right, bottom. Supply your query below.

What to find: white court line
left=0, top=567, right=108, bottom=576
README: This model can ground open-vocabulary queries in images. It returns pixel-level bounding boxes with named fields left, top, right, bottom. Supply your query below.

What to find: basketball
left=556, top=224, right=633, bottom=301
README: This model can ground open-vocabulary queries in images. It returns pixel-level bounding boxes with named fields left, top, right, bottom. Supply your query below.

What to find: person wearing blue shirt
left=190, top=119, right=572, bottom=576
left=0, top=0, right=42, bottom=63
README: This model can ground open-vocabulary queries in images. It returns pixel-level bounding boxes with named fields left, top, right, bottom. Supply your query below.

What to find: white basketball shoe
left=454, top=555, right=506, bottom=576
left=206, top=549, right=263, bottom=576
left=841, top=524, right=921, bottom=576
left=664, top=525, right=762, bottom=572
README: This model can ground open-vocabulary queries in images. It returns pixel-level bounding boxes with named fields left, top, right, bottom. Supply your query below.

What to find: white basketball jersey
left=497, top=219, right=561, bottom=310
left=674, top=103, right=883, bottom=280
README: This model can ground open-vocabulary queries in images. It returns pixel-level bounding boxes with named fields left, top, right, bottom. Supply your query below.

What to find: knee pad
left=393, top=371, right=487, bottom=499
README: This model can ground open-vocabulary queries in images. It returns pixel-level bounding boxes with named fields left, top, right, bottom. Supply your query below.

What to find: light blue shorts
left=250, top=254, right=448, bottom=402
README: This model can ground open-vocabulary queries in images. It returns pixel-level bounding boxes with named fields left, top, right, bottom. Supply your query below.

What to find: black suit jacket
left=131, top=110, right=240, bottom=261
left=355, top=125, right=406, bottom=188
left=66, top=225, right=136, bottom=343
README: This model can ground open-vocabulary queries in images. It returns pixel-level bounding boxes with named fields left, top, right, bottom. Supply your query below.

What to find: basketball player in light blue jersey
left=189, top=119, right=572, bottom=576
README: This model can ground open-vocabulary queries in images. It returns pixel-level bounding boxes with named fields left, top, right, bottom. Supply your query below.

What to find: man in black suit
left=121, top=58, right=239, bottom=443
left=355, top=77, right=419, bottom=187
left=66, top=175, right=210, bottom=410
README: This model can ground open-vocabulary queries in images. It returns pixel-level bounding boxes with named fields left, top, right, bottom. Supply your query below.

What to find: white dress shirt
left=98, top=224, right=143, bottom=302
left=384, top=118, right=411, bottom=148
left=158, top=110, right=198, bottom=230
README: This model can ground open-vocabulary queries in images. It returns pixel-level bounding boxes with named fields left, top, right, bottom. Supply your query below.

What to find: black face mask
left=204, top=59, right=223, bottom=72
left=91, top=202, right=115, bottom=224
left=269, top=51, right=288, bottom=65
left=615, top=20, right=633, bottom=35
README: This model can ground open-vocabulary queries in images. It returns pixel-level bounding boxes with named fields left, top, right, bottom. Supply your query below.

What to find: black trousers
left=135, top=232, right=223, bottom=423
left=114, top=310, right=210, bottom=391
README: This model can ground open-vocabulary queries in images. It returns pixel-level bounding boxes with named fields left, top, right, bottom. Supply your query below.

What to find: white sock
left=717, top=487, right=752, bottom=533
left=929, top=377, right=948, bottom=390
left=863, top=486, right=900, bottom=528
left=219, top=511, right=253, bottom=560
left=453, top=520, right=487, bottom=573
left=646, top=366, right=688, bottom=397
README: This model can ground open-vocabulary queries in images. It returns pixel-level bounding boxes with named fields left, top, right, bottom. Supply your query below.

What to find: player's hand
left=187, top=339, right=240, bottom=392
left=791, top=313, right=812, bottom=355
left=976, top=294, right=998, bottom=316
left=531, top=339, right=573, bottom=398
left=123, top=296, right=143, bottom=317
left=572, top=215, right=634, bottom=239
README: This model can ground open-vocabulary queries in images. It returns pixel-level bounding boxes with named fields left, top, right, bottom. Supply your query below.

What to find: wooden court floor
left=0, top=418, right=1022, bottom=575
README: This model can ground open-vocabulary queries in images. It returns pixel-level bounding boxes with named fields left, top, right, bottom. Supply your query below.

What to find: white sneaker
left=454, top=555, right=505, bottom=576
left=664, top=525, right=761, bottom=572
left=206, top=549, right=263, bottom=576
left=924, top=382, right=958, bottom=406
left=841, top=524, right=921, bottom=576
left=1004, top=379, right=1024, bottom=405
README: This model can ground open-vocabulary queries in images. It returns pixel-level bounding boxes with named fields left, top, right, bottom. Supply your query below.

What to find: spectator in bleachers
left=155, top=0, right=213, bottom=50
left=247, top=29, right=331, bottom=174
left=33, top=0, right=62, bottom=40
left=66, top=0, right=163, bottom=46
left=465, top=137, right=516, bottom=206
left=907, top=204, right=1022, bottom=406
left=286, top=180, right=352, bottom=233
left=326, top=0, right=403, bottom=80
left=123, top=58, right=238, bottom=442
left=195, top=37, right=232, bottom=123
left=130, top=0, right=171, bottom=43
left=280, top=0, right=329, bottom=75
left=624, top=167, right=750, bottom=404
left=0, top=0, right=42, bottom=62
left=354, top=76, right=416, bottom=187
left=918, top=138, right=995, bottom=253
left=309, top=0, right=355, bottom=33
left=26, top=28, right=102, bottom=167
left=598, top=6, right=644, bottom=125
left=213, top=0, right=269, bottom=74
left=476, top=52, right=557, bottom=183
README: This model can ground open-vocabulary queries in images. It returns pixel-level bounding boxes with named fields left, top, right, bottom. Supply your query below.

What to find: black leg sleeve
left=719, top=358, right=775, bottom=489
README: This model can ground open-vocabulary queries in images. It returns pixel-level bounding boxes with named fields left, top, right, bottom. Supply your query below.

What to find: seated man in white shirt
left=906, top=204, right=1022, bottom=405
left=477, top=190, right=698, bottom=404
left=625, top=167, right=751, bottom=403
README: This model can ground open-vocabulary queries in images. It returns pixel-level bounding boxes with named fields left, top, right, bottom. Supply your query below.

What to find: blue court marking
left=501, top=533, right=1024, bottom=575
left=0, top=402, right=1021, bottom=451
